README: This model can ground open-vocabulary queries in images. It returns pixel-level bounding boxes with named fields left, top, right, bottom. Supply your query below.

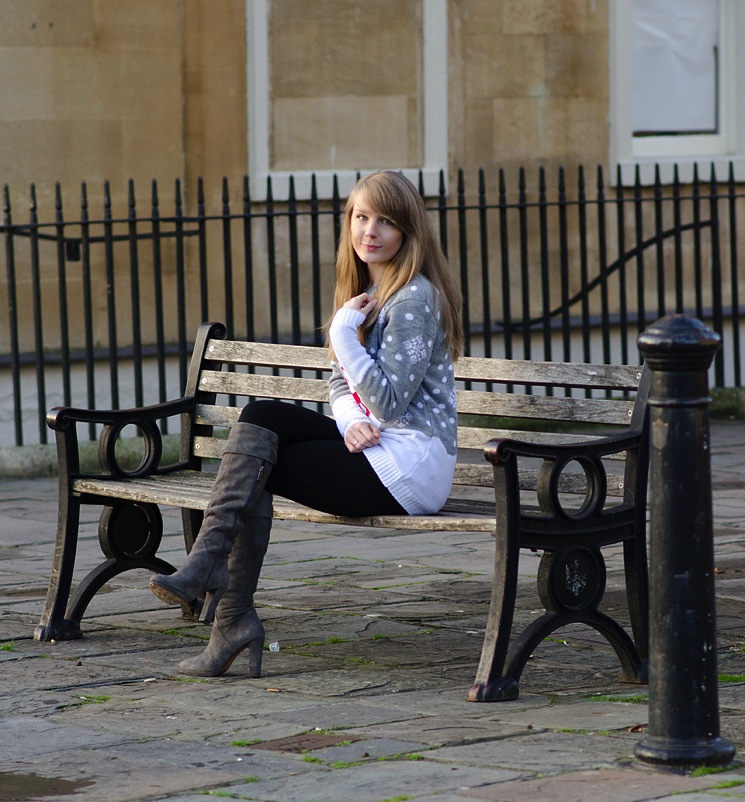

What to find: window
left=247, top=0, right=448, bottom=199
left=632, top=0, right=720, bottom=140
left=610, top=0, right=745, bottom=183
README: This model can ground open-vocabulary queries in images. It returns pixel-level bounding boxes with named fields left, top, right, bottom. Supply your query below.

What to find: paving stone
left=493, top=699, right=649, bottom=733
left=719, top=684, right=745, bottom=710
left=2, top=738, right=311, bottom=801
left=423, top=730, right=647, bottom=773
left=351, top=715, right=536, bottom=746
left=304, top=736, right=429, bottom=763
left=270, top=667, right=464, bottom=700
left=351, top=686, right=552, bottom=717
left=652, top=794, right=745, bottom=802
left=0, top=716, right=134, bottom=761
left=457, top=767, right=734, bottom=801
left=218, top=759, right=523, bottom=802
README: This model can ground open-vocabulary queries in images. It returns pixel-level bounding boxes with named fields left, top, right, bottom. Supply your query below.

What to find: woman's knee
left=238, top=399, right=281, bottom=428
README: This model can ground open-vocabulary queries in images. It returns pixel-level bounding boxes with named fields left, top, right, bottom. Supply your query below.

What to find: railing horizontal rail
left=2, top=164, right=744, bottom=446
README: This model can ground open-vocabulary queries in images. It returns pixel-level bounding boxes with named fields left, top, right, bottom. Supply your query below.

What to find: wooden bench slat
left=193, top=411, right=632, bottom=451
left=74, top=473, right=214, bottom=508
left=455, top=389, right=634, bottom=424
left=197, top=372, right=634, bottom=425
left=206, top=339, right=642, bottom=391
left=451, top=462, right=626, bottom=495
left=192, top=426, right=629, bottom=490
left=192, top=412, right=630, bottom=463
left=72, top=474, right=497, bottom=532
left=455, top=356, right=642, bottom=388
left=192, top=436, right=231, bottom=459
left=195, top=404, right=243, bottom=427
left=199, top=371, right=330, bottom=402
left=206, top=339, right=332, bottom=370
left=456, top=426, right=625, bottom=451
left=191, top=438, right=625, bottom=495
left=73, top=458, right=626, bottom=511
left=272, top=499, right=497, bottom=532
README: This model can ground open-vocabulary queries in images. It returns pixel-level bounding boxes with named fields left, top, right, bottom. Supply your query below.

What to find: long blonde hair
left=327, top=171, right=463, bottom=360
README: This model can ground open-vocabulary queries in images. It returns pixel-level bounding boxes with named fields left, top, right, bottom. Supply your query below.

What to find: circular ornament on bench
left=99, top=500, right=164, bottom=561
left=537, top=546, right=606, bottom=612
left=537, top=455, right=607, bottom=520
left=98, top=419, right=163, bottom=478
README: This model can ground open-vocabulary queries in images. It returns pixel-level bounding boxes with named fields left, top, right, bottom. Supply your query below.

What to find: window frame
left=610, top=0, right=745, bottom=184
left=247, top=0, right=448, bottom=200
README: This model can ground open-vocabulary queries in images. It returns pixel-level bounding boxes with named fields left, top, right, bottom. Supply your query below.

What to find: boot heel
left=199, top=588, right=225, bottom=623
left=246, top=634, right=265, bottom=678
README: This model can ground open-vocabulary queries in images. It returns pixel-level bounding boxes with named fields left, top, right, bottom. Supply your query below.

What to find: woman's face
left=350, top=194, right=404, bottom=268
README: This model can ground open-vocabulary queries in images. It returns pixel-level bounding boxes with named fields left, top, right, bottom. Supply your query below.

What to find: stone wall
left=0, top=0, right=247, bottom=212
left=0, top=0, right=610, bottom=210
left=450, top=0, right=609, bottom=188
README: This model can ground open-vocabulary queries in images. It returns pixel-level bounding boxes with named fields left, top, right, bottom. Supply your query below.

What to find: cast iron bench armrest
left=47, top=396, right=197, bottom=479
left=484, top=428, right=645, bottom=532
left=485, top=427, right=642, bottom=465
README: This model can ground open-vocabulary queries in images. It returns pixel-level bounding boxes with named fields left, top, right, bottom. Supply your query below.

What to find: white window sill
left=614, top=156, right=745, bottom=187
left=248, top=168, right=446, bottom=202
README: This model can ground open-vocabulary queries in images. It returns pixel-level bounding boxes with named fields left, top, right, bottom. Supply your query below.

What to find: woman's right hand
left=343, top=292, right=378, bottom=317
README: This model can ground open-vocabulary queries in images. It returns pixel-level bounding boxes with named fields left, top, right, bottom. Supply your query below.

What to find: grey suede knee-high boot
left=178, top=490, right=272, bottom=677
left=149, top=422, right=278, bottom=619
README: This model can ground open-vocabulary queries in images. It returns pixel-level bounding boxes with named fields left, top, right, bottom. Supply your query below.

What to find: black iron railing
left=2, top=164, right=743, bottom=446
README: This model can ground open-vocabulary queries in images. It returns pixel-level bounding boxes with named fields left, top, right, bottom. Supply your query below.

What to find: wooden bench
left=35, top=321, right=651, bottom=702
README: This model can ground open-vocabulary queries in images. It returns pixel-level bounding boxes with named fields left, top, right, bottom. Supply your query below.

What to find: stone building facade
left=1, top=0, right=615, bottom=212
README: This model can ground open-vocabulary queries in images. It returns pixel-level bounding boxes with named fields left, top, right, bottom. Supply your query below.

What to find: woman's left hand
left=343, top=292, right=378, bottom=317
left=345, top=421, right=381, bottom=453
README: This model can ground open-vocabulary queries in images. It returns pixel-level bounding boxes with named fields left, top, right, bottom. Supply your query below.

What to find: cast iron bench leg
left=623, top=534, right=650, bottom=663
left=36, top=496, right=183, bottom=641
left=34, top=489, right=82, bottom=642
left=468, top=463, right=521, bottom=702
left=499, top=606, right=646, bottom=689
left=65, top=555, right=176, bottom=629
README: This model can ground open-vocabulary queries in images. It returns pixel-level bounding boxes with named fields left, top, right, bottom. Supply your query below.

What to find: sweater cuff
left=330, top=306, right=365, bottom=336
left=330, top=394, right=369, bottom=438
left=329, top=307, right=371, bottom=379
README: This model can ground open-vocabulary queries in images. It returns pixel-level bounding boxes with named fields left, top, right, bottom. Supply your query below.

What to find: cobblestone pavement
left=0, top=422, right=743, bottom=801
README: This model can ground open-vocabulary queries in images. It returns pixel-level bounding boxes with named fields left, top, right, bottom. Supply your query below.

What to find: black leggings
left=238, top=400, right=406, bottom=517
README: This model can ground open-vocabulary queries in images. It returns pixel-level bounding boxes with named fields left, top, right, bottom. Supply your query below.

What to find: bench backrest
left=182, top=322, right=648, bottom=499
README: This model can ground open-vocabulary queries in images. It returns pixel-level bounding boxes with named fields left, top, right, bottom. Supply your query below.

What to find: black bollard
left=634, top=314, right=735, bottom=767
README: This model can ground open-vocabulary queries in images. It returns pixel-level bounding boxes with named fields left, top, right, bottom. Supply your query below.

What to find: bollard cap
left=637, top=314, right=721, bottom=372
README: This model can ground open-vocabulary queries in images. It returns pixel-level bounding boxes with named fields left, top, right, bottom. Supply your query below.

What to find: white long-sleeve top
left=327, top=275, right=457, bottom=514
